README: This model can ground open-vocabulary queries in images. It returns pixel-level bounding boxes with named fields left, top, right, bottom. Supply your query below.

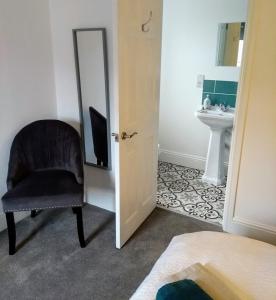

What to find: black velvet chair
left=89, top=106, right=108, bottom=167
left=1, top=120, right=86, bottom=255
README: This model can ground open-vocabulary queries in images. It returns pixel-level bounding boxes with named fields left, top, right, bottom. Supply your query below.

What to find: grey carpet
left=0, top=205, right=221, bottom=300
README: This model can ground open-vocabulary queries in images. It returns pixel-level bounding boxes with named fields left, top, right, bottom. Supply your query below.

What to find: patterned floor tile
left=157, top=161, right=226, bottom=225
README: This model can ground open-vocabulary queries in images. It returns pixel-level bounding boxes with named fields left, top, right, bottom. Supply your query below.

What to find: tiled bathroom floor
left=157, top=161, right=226, bottom=225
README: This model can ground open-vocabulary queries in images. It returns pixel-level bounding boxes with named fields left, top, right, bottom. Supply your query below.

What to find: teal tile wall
left=202, top=80, right=238, bottom=107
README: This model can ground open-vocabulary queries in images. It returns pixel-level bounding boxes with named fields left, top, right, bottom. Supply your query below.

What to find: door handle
left=121, top=131, right=138, bottom=140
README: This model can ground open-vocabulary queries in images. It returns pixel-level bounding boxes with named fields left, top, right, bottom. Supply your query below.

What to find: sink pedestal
left=195, top=107, right=234, bottom=186
left=202, top=128, right=226, bottom=185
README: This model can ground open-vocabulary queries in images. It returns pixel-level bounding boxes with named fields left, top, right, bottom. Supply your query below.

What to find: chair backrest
left=7, top=120, right=83, bottom=190
left=89, top=106, right=108, bottom=167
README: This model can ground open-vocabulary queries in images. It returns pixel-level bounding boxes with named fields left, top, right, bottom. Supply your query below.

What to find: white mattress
left=130, top=232, right=276, bottom=300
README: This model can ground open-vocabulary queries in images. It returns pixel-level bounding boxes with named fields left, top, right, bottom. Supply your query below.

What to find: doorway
left=114, top=0, right=251, bottom=248
left=156, top=0, right=249, bottom=226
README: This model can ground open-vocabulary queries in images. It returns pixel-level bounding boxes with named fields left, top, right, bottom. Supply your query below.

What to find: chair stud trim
left=4, top=204, right=83, bottom=213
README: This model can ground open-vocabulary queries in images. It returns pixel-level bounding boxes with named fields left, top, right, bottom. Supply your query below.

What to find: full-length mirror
left=216, top=22, right=246, bottom=67
left=73, top=28, right=111, bottom=169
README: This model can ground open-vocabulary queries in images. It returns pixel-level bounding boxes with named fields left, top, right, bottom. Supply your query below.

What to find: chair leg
left=5, top=212, right=16, bottom=255
left=73, top=207, right=86, bottom=248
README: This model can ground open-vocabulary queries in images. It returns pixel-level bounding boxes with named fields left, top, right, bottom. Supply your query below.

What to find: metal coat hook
left=142, top=11, right=152, bottom=33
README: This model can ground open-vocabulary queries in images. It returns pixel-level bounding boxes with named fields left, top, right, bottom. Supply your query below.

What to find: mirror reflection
left=73, top=28, right=111, bottom=169
left=216, top=22, right=246, bottom=67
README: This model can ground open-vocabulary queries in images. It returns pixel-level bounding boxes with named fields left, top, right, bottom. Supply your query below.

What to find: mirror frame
left=73, top=28, right=112, bottom=170
left=215, top=22, right=246, bottom=68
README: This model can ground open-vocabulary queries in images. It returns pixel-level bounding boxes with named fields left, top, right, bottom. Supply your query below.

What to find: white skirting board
left=223, top=216, right=276, bottom=246
left=159, top=148, right=229, bottom=171
left=85, top=189, right=115, bottom=212
left=0, top=211, right=29, bottom=233
left=84, top=166, right=115, bottom=213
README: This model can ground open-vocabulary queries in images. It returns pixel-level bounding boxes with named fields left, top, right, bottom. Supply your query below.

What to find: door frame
left=223, top=0, right=276, bottom=244
left=156, top=1, right=253, bottom=232
left=223, top=0, right=255, bottom=232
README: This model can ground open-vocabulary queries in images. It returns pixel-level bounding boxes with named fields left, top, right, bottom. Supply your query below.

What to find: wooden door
left=115, top=0, right=163, bottom=248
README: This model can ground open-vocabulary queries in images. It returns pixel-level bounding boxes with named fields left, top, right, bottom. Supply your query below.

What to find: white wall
left=49, top=0, right=116, bottom=212
left=159, top=0, right=248, bottom=169
left=0, top=0, right=57, bottom=231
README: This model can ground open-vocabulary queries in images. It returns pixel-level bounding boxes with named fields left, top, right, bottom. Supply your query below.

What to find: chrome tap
left=219, top=104, right=228, bottom=112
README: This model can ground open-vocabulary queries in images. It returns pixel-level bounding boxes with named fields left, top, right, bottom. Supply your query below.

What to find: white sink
left=195, top=107, right=235, bottom=185
left=195, top=107, right=234, bottom=129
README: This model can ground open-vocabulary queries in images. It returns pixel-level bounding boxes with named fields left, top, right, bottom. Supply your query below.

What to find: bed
left=130, top=231, right=276, bottom=300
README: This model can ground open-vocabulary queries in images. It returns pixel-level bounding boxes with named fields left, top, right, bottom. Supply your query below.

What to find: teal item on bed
left=156, top=279, right=213, bottom=300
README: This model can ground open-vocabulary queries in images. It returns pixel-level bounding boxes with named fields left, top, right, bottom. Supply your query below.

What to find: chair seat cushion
left=2, top=170, right=83, bottom=212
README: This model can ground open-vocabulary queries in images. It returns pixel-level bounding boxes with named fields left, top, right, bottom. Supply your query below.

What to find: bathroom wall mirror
left=73, top=28, right=111, bottom=169
left=216, top=22, right=246, bottom=67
